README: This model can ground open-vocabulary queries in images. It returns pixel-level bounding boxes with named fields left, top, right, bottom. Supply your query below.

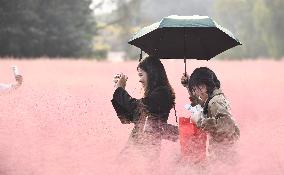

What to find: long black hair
left=188, top=67, right=220, bottom=114
left=137, top=56, right=175, bottom=109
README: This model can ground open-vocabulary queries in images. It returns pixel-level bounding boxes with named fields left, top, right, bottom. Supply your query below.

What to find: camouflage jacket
left=196, top=89, right=240, bottom=145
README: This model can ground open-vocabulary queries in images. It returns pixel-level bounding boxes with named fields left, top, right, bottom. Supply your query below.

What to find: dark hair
left=188, top=67, right=220, bottom=94
left=137, top=56, right=175, bottom=108
left=188, top=67, right=220, bottom=114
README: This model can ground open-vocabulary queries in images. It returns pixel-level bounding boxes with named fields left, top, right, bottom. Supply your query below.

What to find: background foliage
left=0, top=0, right=283, bottom=59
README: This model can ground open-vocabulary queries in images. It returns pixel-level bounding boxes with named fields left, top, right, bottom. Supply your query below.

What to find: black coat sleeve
left=111, top=87, right=138, bottom=122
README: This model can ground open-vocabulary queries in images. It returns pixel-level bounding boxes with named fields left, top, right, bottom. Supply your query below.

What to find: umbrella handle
left=139, top=49, right=143, bottom=61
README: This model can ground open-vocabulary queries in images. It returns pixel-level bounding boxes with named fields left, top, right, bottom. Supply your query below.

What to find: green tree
left=0, top=0, right=40, bottom=57
left=113, top=0, right=142, bottom=59
left=213, top=0, right=268, bottom=59
left=254, top=0, right=284, bottom=58
left=213, top=0, right=284, bottom=59
left=0, top=0, right=96, bottom=58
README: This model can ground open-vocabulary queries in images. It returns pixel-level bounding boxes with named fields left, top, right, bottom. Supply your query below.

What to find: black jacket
left=111, top=86, right=176, bottom=144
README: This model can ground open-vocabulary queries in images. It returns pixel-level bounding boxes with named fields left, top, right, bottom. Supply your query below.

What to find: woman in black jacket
left=111, top=56, right=176, bottom=160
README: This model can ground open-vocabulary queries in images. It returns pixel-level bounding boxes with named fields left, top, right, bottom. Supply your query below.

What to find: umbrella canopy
left=128, top=15, right=241, bottom=60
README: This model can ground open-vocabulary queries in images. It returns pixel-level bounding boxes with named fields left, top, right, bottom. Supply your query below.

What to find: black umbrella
left=128, top=15, right=241, bottom=73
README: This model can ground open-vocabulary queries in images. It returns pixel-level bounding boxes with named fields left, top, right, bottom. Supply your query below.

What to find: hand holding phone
left=12, top=66, right=23, bottom=86
left=12, top=66, right=20, bottom=76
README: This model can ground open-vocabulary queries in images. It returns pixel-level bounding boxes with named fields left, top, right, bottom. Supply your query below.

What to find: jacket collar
left=210, top=88, right=223, bottom=98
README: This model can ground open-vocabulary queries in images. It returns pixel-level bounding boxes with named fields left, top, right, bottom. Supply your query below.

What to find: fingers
left=15, top=75, right=23, bottom=83
left=15, top=75, right=22, bottom=79
left=114, top=73, right=128, bottom=80
left=113, top=73, right=121, bottom=83
left=113, top=78, right=119, bottom=83
left=113, top=73, right=128, bottom=87
left=181, top=75, right=188, bottom=87
left=114, top=73, right=121, bottom=79
left=181, top=73, right=188, bottom=79
left=121, top=74, right=128, bottom=81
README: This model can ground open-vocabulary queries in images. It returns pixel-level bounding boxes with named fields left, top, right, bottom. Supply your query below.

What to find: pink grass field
left=0, top=59, right=284, bottom=175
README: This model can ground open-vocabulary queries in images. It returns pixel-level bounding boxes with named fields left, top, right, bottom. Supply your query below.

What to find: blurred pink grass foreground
left=0, top=59, right=284, bottom=175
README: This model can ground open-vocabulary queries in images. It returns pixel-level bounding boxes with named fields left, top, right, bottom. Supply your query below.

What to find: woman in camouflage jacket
left=182, top=67, right=240, bottom=162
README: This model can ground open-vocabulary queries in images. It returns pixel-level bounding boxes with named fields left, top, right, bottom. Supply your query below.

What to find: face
left=191, top=85, right=208, bottom=103
left=137, top=67, right=148, bottom=89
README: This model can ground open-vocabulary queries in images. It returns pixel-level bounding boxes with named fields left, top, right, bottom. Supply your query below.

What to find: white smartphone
left=12, top=65, right=20, bottom=76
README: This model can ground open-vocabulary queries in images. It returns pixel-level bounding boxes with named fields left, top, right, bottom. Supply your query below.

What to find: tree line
left=97, top=0, right=284, bottom=59
left=213, top=0, right=284, bottom=59
left=0, top=0, right=96, bottom=58
left=1, top=0, right=283, bottom=59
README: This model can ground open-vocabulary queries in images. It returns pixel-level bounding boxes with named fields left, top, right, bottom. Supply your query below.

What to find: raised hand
left=181, top=73, right=189, bottom=87
left=113, top=73, right=128, bottom=89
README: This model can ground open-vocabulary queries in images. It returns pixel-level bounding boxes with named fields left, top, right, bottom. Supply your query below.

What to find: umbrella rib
left=196, top=30, right=211, bottom=60
left=154, top=28, right=165, bottom=58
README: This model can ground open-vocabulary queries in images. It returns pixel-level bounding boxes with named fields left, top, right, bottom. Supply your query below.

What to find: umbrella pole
left=139, top=49, right=143, bottom=61
left=184, top=58, right=187, bottom=74
left=183, top=27, right=187, bottom=75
